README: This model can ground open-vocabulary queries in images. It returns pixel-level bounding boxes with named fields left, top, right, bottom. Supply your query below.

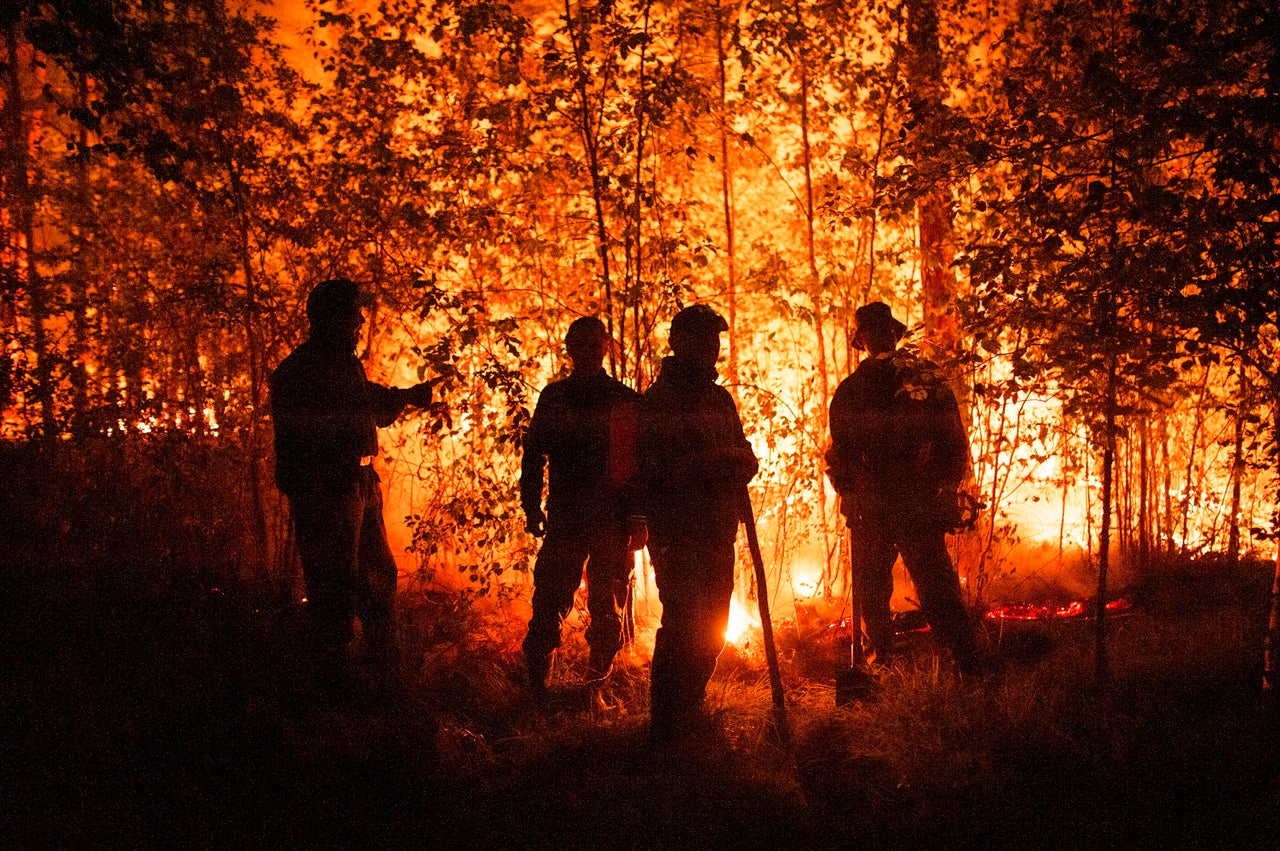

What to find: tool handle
left=741, top=491, right=786, bottom=715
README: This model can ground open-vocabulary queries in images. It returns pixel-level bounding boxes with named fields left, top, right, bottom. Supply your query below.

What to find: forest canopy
left=3, top=0, right=1278, bottom=607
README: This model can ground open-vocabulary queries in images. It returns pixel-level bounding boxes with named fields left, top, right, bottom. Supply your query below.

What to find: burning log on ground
left=796, top=596, right=1137, bottom=673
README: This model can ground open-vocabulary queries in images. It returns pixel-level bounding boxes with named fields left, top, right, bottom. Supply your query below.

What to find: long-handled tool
left=741, top=490, right=786, bottom=722
left=836, top=529, right=877, bottom=706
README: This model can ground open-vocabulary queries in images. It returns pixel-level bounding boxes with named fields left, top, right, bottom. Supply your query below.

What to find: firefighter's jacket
left=827, top=350, right=970, bottom=522
left=269, top=338, right=408, bottom=498
left=520, top=367, right=641, bottom=529
left=639, top=356, right=758, bottom=545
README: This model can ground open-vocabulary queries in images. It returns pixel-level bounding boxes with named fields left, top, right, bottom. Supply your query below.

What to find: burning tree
left=959, top=0, right=1280, bottom=675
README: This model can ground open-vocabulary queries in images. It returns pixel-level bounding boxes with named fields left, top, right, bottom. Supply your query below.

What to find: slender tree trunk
left=1084, top=424, right=1093, bottom=563
left=1096, top=354, right=1118, bottom=682
left=1121, top=435, right=1134, bottom=559
left=5, top=23, right=56, bottom=444
left=905, top=0, right=960, bottom=359
left=790, top=1, right=833, bottom=576
left=564, top=0, right=618, bottom=375
left=1226, top=369, right=1248, bottom=569
left=714, top=2, right=739, bottom=390
left=0, top=24, right=15, bottom=417
left=225, top=151, right=270, bottom=574
left=1059, top=453, right=1069, bottom=563
left=68, top=72, right=93, bottom=440
left=1180, top=370, right=1212, bottom=556
left=621, top=1, right=651, bottom=387
left=1264, top=395, right=1280, bottom=695
left=977, top=362, right=1013, bottom=583
left=1138, top=415, right=1151, bottom=565
left=1161, top=417, right=1173, bottom=551
left=791, top=2, right=828, bottom=413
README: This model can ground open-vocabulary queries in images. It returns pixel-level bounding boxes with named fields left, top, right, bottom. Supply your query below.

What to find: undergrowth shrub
left=0, top=437, right=277, bottom=595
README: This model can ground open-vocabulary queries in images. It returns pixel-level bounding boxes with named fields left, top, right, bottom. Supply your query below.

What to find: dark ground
left=4, top=559, right=1280, bottom=850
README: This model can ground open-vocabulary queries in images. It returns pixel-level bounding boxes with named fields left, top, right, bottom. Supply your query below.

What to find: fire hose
left=741, top=490, right=787, bottom=721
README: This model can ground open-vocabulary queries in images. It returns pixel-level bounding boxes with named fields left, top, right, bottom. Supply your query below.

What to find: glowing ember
left=985, top=602, right=1081, bottom=621
left=985, top=597, right=1133, bottom=621
left=820, top=597, right=1136, bottom=635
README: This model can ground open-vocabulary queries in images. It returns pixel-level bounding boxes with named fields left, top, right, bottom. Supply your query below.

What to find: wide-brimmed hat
left=852, top=302, right=907, bottom=350
left=306, top=278, right=372, bottom=322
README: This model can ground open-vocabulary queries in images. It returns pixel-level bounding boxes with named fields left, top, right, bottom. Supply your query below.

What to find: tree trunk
left=1138, top=414, right=1151, bottom=565
left=624, top=0, right=652, bottom=387
left=1266, top=556, right=1280, bottom=694
left=1180, top=370, right=1212, bottom=557
left=790, top=1, right=833, bottom=576
left=1059, top=453, right=1069, bottom=563
left=791, top=2, right=828, bottom=414
left=714, top=1, right=739, bottom=390
left=69, top=72, right=93, bottom=440
left=1096, top=354, right=1118, bottom=682
left=905, top=0, right=960, bottom=359
left=1264, top=396, right=1280, bottom=695
left=1084, top=424, right=1093, bottom=574
left=224, top=148, right=270, bottom=574
left=1226, top=368, right=1248, bottom=569
left=564, top=0, right=618, bottom=375
left=1161, top=416, right=1173, bottom=551
left=5, top=22, right=56, bottom=444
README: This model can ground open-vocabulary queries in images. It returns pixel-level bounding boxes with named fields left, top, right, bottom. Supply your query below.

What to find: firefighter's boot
left=526, top=652, right=552, bottom=702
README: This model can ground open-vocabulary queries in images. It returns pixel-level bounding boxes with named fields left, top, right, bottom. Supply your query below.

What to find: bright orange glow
left=725, top=596, right=752, bottom=645
left=791, top=558, right=821, bottom=599
left=985, top=597, right=1133, bottom=621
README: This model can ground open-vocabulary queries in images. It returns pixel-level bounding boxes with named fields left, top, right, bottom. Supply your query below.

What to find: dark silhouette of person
left=269, top=278, right=434, bottom=692
left=520, top=317, right=646, bottom=700
left=826, top=301, right=978, bottom=672
left=639, top=304, right=758, bottom=741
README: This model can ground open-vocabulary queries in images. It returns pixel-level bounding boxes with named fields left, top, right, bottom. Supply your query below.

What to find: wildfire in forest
left=4, top=15, right=1277, bottom=844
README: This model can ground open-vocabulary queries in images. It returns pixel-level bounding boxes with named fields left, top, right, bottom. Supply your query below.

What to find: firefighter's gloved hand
left=626, top=517, right=648, bottom=552
left=400, top=379, right=435, bottom=408
left=525, top=509, right=546, bottom=538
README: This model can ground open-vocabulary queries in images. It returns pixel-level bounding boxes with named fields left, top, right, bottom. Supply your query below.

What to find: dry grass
left=374, top=561, right=1278, bottom=849
left=5, top=493, right=1280, bottom=851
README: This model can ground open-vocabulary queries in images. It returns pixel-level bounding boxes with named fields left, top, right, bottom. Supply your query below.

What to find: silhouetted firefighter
left=826, top=302, right=980, bottom=674
left=520, top=317, right=646, bottom=702
left=269, top=278, right=435, bottom=696
left=640, top=304, right=758, bottom=741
